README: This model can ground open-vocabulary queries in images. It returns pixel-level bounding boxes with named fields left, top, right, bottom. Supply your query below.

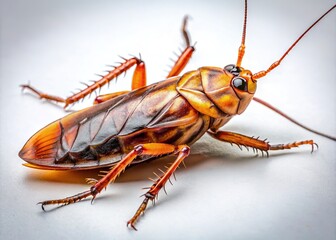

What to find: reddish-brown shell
left=19, top=67, right=256, bottom=170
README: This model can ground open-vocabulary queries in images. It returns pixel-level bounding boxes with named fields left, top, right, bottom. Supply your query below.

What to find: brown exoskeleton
left=19, top=0, right=336, bottom=230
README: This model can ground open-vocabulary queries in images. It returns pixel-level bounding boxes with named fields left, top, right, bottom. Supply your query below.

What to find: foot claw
left=311, top=142, right=319, bottom=153
left=37, top=202, right=46, bottom=211
left=127, top=221, right=138, bottom=231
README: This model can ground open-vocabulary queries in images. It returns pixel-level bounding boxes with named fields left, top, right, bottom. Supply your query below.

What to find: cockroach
left=19, top=0, right=336, bottom=230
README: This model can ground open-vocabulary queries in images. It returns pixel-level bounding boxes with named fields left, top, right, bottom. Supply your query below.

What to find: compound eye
left=224, top=64, right=235, bottom=71
left=224, top=64, right=241, bottom=76
left=233, top=77, right=248, bottom=91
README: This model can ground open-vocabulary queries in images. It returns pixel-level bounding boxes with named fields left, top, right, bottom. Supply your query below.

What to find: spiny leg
left=38, top=147, right=140, bottom=209
left=93, top=58, right=146, bottom=104
left=22, top=16, right=192, bottom=108
left=38, top=143, right=187, bottom=210
left=208, top=130, right=317, bottom=155
left=127, top=145, right=190, bottom=230
left=92, top=16, right=195, bottom=105
left=21, top=57, right=146, bottom=108
left=167, top=16, right=195, bottom=78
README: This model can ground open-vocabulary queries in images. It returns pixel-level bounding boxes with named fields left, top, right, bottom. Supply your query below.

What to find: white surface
left=0, top=0, right=335, bottom=239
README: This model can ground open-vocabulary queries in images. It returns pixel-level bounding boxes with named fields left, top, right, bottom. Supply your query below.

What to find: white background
left=0, top=0, right=335, bottom=239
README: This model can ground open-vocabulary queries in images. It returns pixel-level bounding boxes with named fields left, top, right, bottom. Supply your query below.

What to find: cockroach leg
left=38, top=143, right=188, bottom=213
left=208, top=130, right=316, bottom=154
left=127, top=145, right=190, bottom=230
left=38, top=190, right=92, bottom=210
left=127, top=197, right=149, bottom=231
left=93, top=58, right=147, bottom=104
left=22, top=57, right=146, bottom=108
left=167, top=16, right=195, bottom=78
left=270, top=141, right=317, bottom=153
left=21, top=84, right=66, bottom=104
left=131, top=60, right=147, bottom=90
left=182, top=16, right=191, bottom=47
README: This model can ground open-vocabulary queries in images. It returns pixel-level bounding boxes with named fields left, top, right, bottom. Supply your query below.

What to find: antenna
left=253, top=4, right=336, bottom=80
left=236, top=0, right=248, bottom=67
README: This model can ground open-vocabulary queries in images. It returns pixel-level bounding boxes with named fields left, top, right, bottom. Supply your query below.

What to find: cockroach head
left=224, top=64, right=257, bottom=114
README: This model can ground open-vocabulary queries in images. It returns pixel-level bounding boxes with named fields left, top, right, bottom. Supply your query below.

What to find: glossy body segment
left=20, top=63, right=262, bottom=170
left=19, top=76, right=211, bottom=170
left=177, top=66, right=256, bottom=118
left=20, top=65, right=258, bottom=170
